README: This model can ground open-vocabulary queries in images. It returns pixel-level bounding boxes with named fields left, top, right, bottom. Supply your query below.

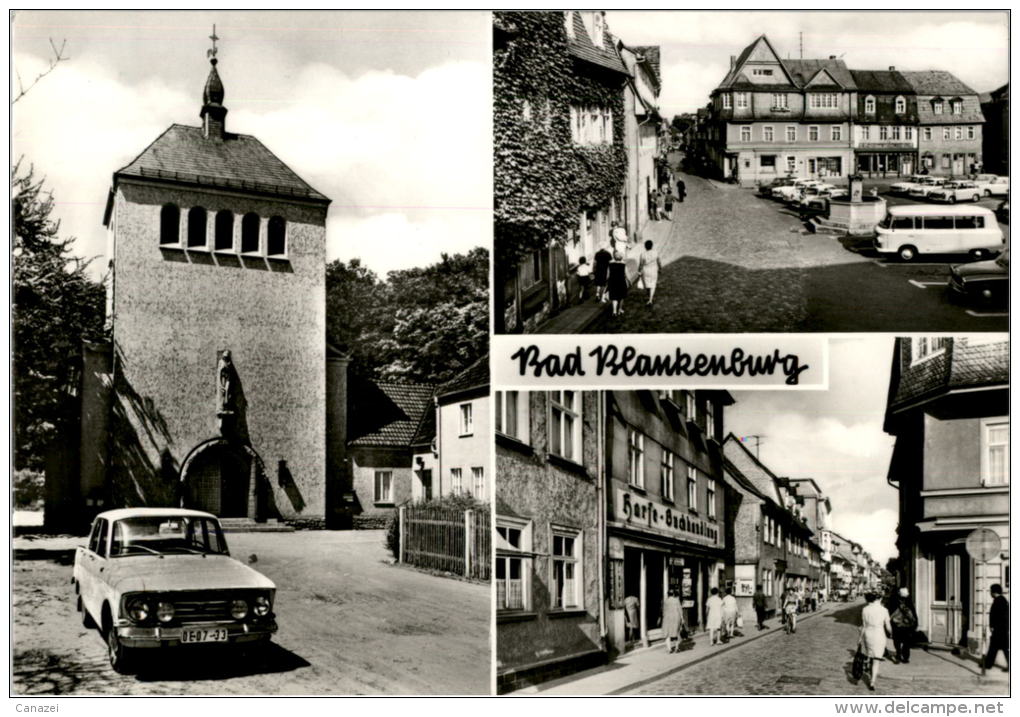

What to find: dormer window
left=187, top=206, right=207, bottom=248
left=214, top=210, right=233, bottom=251
left=160, top=204, right=180, bottom=245
left=951, top=99, right=963, bottom=115
left=590, top=12, right=604, bottom=47
left=752, top=68, right=774, bottom=77
left=241, top=212, right=260, bottom=254
left=894, top=95, right=905, bottom=114
left=267, top=216, right=287, bottom=257
left=933, top=98, right=944, bottom=115
left=865, top=95, right=876, bottom=114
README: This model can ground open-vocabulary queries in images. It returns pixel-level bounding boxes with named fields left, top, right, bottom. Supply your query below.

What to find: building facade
left=884, top=336, right=1009, bottom=657
left=619, top=42, right=662, bottom=241
left=496, top=390, right=604, bottom=693
left=903, top=71, right=985, bottom=176
left=850, top=70, right=920, bottom=177
left=71, top=47, right=332, bottom=531
left=433, top=357, right=490, bottom=501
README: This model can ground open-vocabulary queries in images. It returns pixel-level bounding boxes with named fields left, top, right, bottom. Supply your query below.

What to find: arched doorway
left=179, top=439, right=262, bottom=519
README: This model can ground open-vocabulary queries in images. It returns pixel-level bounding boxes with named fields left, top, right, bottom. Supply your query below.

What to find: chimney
left=829, top=55, right=836, bottom=60
left=889, top=66, right=896, bottom=71
left=730, top=55, right=735, bottom=70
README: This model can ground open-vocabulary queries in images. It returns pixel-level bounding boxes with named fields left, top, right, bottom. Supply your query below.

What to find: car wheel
left=79, top=596, right=96, bottom=629
left=972, top=194, right=981, bottom=203
left=948, top=196, right=956, bottom=204
left=106, top=625, right=134, bottom=674
left=984, top=189, right=992, bottom=197
left=898, top=245, right=918, bottom=262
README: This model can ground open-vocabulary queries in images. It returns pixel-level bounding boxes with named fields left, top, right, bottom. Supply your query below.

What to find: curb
left=609, top=608, right=833, bottom=695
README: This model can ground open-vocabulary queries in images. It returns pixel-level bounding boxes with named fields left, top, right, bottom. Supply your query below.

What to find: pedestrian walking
left=637, top=240, right=661, bottom=307
left=624, top=594, right=640, bottom=643
left=705, top=587, right=723, bottom=646
left=721, top=587, right=739, bottom=639
left=611, top=221, right=629, bottom=248
left=649, top=190, right=659, bottom=221
left=593, top=243, right=612, bottom=303
left=575, top=256, right=592, bottom=301
left=676, top=178, right=686, bottom=203
left=608, top=250, right=628, bottom=317
left=888, top=587, right=918, bottom=664
left=859, top=592, right=892, bottom=691
left=752, top=584, right=768, bottom=630
left=655, top=189, right=666, bottom=221
left=985, top=583, right=1009, bottom=670
left=782, top=588, right=799, bottom=634
left=662, top=190, right=674, bottom=221
left=661, top=589, right=684, bottom=654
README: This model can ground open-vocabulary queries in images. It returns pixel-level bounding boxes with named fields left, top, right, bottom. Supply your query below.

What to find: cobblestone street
left=627, top=603, right=1008, bottom=696
left=587, top=163, right=1007, bottom=333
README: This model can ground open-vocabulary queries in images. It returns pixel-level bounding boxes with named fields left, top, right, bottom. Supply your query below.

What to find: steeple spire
left=201, top=24, right=227, bottom=139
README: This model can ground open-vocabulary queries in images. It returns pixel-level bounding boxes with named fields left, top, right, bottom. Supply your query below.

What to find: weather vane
left=208, top=24, right=219, bottom=61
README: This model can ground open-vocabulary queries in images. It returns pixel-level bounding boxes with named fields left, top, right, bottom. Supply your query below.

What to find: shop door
left=624, top=547, right=642, bottom=642
left=930, top=553, right=963, bottom=646
left=901, top=156, right=913, bottom=176
left=645, top=552, right=665, bottom=641
left=953, top=156, right=965, bottom=176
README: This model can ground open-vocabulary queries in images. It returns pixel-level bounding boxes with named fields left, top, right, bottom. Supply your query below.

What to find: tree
left=13, top=160, right=106, bottom=469
left=325, top=258, right=389, bottom=379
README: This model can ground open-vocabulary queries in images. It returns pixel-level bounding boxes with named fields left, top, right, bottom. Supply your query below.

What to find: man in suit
left=985, top=583, right=1009, bottom=670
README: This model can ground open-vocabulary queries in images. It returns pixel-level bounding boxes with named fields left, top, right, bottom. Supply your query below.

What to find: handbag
left=851, top=647, right=866, bottom=680
left=736, top=615, right=744, bottom=629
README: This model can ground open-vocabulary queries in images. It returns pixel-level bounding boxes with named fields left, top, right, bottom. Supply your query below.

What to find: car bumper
left=115, top=619, right=278, bottom=648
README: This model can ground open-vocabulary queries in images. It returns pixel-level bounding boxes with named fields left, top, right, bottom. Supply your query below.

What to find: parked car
left=890, top=175, right=929, bottom=195
left=907, top=176, right=948, bottom=199
left=948, top=249, right=1008, bottom=305
left=772, top=179, right=820, bottom=202
left=73, top=508, right=278, bottom=673
left=797, top=184, right=838, bottom=207
left=874, top=205, right=1004, bottom=261
left=973, top=174, right=1010, bottom=196
left=758, top=177, right=796, bottom=198
left=996, top=199, right=1009, bottom=223
left=927, top=180, right=983, bottom=204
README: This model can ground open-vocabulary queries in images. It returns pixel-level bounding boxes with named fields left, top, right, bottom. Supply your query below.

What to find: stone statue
left=218, top=350, right=237, bottom=416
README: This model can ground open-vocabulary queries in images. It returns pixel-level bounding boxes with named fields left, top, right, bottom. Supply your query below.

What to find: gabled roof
left=784, top=59, right=856, bottom=89
left=113, top=124, right=330, bottom=203
left=437, top=355, right=489, bottom=402
left=717, top=35, right=796, bottom=89
left=900, top=70, right=976, bottom=96
left=886, top=337, right=1007, bottom=415
left=347, top=380, right=435, bottom=448
left=632, top=45, right=661, bottom=86
left=721, top=455, right=771, bottom=503
left=566, top=11, right=628, bottom=76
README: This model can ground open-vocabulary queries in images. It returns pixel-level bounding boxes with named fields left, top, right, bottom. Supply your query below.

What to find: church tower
left=94, top=29, right=331, bottom=525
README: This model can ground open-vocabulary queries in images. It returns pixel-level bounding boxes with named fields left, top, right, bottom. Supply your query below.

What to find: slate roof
left=886, top=337, right=1007, bottom=416
left=566, top=11, right=628, bottom=75
left=437, top=355, right=489, bottom=401
left=114, top=124, right=329, bottom=203
left=632, top=45, right=661, bottom=86
left=347, top=380, right=435, bottom=448
left=784, top=59, right=856, bottom=90
left=900, top=70, right=976, bottom=96
left=850, top=69, right=913, bottom=93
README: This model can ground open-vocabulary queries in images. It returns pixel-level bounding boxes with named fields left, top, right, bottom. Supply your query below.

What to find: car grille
left=168, top=590, right=246, bottom=623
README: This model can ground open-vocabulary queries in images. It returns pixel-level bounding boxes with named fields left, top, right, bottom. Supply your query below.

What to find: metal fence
left=399, top=505, right=491, bottom=581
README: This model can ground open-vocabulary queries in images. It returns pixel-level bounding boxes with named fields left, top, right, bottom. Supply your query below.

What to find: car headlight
left=253, top=596, right=271, bottom=617
left=127, top=598, right=150, bottom=623
left=157, top=601, right=175, bottom=623
left=230, top=599, right=249, bottom=620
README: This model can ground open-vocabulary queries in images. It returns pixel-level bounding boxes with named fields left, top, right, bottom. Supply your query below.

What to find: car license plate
left=180, top=628, right=229, bottom=644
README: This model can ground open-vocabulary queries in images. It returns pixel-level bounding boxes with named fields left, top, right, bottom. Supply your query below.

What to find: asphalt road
left=591, top=170, right=1007, bottom=333
left=626, top=602, right=1007, bottom=696
left=12, top=530, right=490, bottom=695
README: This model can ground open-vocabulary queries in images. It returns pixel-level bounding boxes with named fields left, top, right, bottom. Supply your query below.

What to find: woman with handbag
left=859, top=591, right=893, bottom=691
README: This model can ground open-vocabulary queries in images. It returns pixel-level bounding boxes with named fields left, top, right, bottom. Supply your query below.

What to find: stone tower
left=92, top=32, right=331, bottom=525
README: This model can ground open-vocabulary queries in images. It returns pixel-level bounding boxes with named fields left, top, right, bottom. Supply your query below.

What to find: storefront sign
left=857, top=142, right=915, bottom=150
left=615, top=489, right=720, bottom=547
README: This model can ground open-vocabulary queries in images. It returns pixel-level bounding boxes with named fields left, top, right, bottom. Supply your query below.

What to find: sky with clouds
left=12, top=10, right=491, bottom=280
left=727, top=337, right=899, bottom=564
left=605, top=11, right=1008, bottom=120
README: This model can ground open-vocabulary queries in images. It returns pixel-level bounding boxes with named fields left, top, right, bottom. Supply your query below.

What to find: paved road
left=590, top=171, right=1007, bottom=333
left=626, top=603, right=1006, bottom=696
left=12, top=530, right=489, bottom=695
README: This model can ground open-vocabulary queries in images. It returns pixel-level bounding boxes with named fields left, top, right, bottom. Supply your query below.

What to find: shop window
left=241, top=212, right=260, bottom=253
left=374, top=471, right=393, bottom=504
left=472, top=466, right=486, bottom=499
left=911, top=337, right=948, bottom=365
left=786, top=126, right=796, bottom=142
left=267, top=216, right=286, bottom=256
left=661, top=448, right=675, bottom=501
left=496, top=518, right=531, bottom=611
left=459, top=402, right=473, bottom=436
left=865, top=96, right=876, bottom=114
left=551, top=529, right=582, bottom=610
left=450, top=467, right=463, bottom=493
left=160, top=204, right=180, bottom=245
left=686, top=466, right=698, bottom=512
left=549, top=391, right=581, bottom=463
left=981, top=419, right=1009, bottom=485
left=214, top=210, right=233, bottom=251
left=628, top=429, right=645, bottom=488
left=760, top=155, right=776, bottom=169
left=495, top=391, right=527, bottom=442
left=187, top=206, right=207, bottom=248
left=707, top=480, right=717, bottom=519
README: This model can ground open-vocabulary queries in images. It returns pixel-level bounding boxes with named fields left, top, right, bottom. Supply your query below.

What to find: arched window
left=894, top=95, right=905, bottom=114
left=267, top=216, right=287, bottom=256
left=214, top=210, right=234, bottom=251
left=187, top=206, right=207, bottom=248
left=864, top=95, right=875, bottom=114
left=241, top=212, right=260, bottom=253
left=160, top=204, right=180, bottom=245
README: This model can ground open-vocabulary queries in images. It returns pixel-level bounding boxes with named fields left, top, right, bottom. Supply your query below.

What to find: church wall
left=109, top=179, right=327, bottom=521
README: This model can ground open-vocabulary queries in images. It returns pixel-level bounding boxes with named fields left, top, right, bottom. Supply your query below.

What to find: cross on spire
left=207, top=24, right=219, bottom=62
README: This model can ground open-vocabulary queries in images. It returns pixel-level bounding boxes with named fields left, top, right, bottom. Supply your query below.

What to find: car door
left=79, top=518, right=104, bottom=619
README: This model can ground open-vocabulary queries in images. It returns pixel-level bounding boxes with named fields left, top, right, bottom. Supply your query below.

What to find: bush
left=385, top=492, right=488, bottom=561
left=14, top=469, right=45, bottom=510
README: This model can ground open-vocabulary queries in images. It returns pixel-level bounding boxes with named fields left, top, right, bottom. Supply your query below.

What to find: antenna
left=742, top=435, right=764, bottom=460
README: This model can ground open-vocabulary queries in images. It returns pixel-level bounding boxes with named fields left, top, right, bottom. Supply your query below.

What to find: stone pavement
left=512, top=602, right=1008, bottom=696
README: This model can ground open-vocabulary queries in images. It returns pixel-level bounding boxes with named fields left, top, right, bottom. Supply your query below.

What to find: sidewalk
left=536, top=216, right=678, bottom=334
left=513, top=606, right=835, bottom=695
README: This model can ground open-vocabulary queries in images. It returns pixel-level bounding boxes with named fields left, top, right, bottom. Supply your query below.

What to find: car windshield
left=878, top=213, right=893, bottom=229
left=109, top=516, right=229, bottom=557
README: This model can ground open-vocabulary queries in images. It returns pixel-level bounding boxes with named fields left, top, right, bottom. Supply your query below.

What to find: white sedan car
left=928, top=180, right=984, bottom=204
left=890, top=175, right=929, bottom=194
left=907, top=176, right=948, bottom=199
left=773, top=179, right=821, bottom=203
left=73, top=508, right=278, bottom=673
left=973, top=174, right=1010, bottom=197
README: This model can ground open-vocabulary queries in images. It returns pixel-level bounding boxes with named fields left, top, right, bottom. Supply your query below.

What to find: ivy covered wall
left=494, top=11, right=628, bottom=269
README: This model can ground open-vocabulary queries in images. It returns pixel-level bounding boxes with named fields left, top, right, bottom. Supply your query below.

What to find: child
left=575, top=256, right=592, bottom=300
